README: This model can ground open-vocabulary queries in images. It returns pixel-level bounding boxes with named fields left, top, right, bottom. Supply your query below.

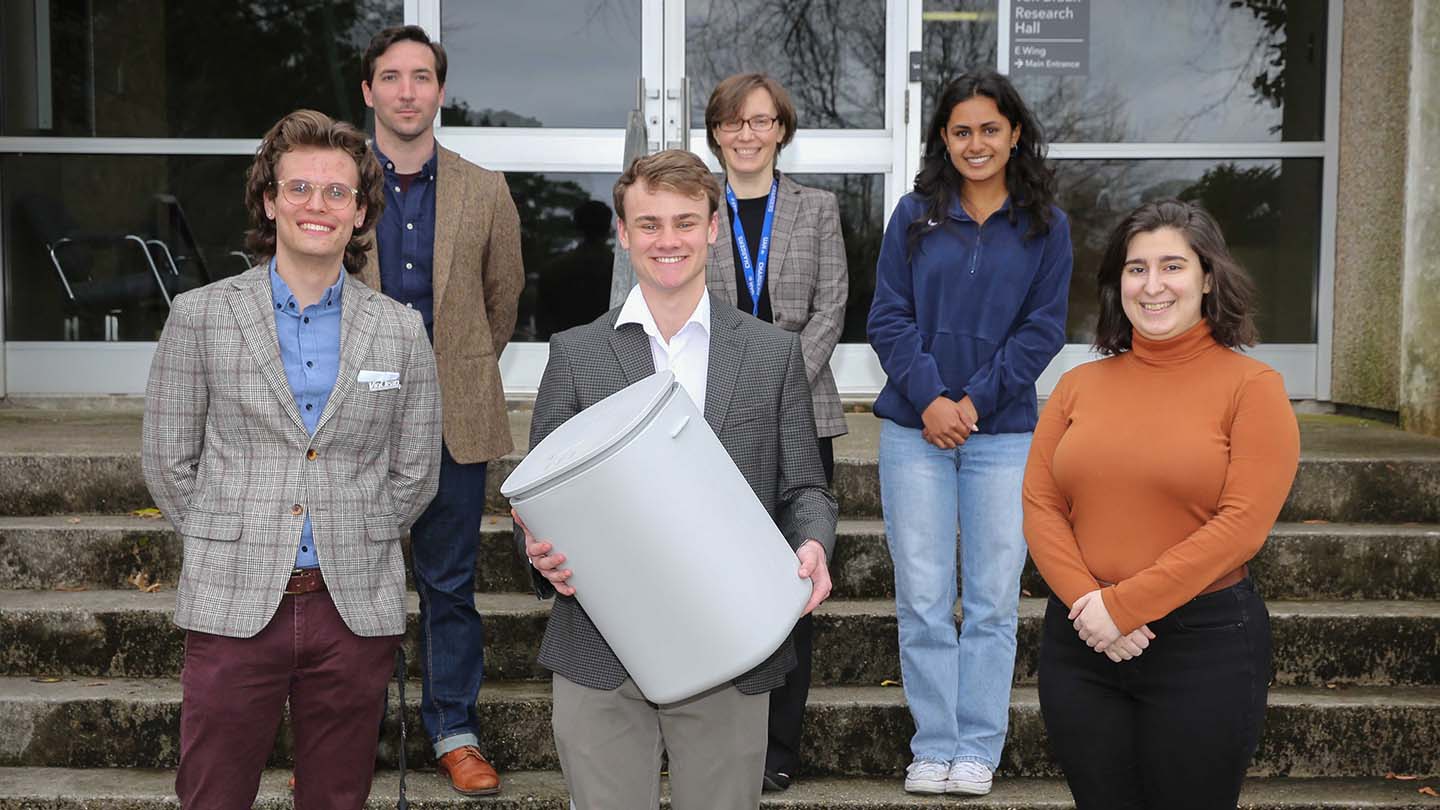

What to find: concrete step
left=4, top=414, right=1440, bottom=523
left=2, top=768, right=1438, bottom=809
left=4, top=591, right=1437, bottom=688
left=1, top=678, right=1435, bottom=778
left=5, top=516, right=1438, bottom=602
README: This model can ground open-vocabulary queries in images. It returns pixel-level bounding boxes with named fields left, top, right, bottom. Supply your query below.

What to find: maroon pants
left=176, top=591, right=401, bottom=810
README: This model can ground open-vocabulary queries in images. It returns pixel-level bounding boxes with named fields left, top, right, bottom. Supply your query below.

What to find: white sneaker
left=903, top=759, right=950, bottom=794
left=946, top=760, right=994, bottom=795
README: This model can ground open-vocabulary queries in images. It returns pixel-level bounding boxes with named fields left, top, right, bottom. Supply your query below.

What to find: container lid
left=501, top=370, right=678, bottom=499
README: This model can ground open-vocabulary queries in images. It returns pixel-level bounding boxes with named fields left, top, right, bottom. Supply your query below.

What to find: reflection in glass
left=0, top=0, right=401, bottom=137
left=921, top=0, right=1326, bottom=143
left=507, top=173, right=621, bottom=342
left=3, top=154, right=254, bottom=341
left=787, top=174, right=885, bottom=342
left=1057, top=159, right=1321, bottom=344
left=440, top=1, right=639, bottom=128
left=687, top=0, right=886, bottom=129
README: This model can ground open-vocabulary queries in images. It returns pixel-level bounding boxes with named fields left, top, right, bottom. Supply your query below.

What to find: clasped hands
left=1069, top=589, right=1156, bottom=663
left=921, top=395, right=979, bottom=449
left=513, top=509, right=833, bottom=615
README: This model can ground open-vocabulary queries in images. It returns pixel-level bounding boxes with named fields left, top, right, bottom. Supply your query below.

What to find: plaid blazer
left=610, top=173, right=850, bottom=438
left=142, top=267, right=441, bottom=639
left=360, top=145, right=524, bottom=464
left=520, top=301, right=839, bottom=695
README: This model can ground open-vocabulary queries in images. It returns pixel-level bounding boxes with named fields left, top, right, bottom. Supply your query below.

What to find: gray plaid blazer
left=142, top=267, right=441, bottom=639
left=610, top=173, right=849, bottom=438
left=520, top=301, right=839, bottom=695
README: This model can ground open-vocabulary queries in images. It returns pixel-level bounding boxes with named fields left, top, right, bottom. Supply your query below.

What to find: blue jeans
left=878, top=420, right=1031, bottom=769
left=410, top=443, right=487, bottom=757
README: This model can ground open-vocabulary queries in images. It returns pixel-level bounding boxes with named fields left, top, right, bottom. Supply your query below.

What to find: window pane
left=1058, top=158, right=1321, bottom=344
left=0, top=1, right=401, bottom=137
left=3, top=154, right=254, bottom=341
left=507, top=173, right=621, bottom=342
left=687, top=0, right=887, bottom=129
left=786, top=174, right=885, bottom=342
left=440, top=1, right=640, bottom=128
left=921, top=0, right=1326, bottom=142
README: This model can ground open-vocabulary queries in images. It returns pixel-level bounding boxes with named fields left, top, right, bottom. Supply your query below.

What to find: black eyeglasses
left=717, top=114, right=777, bottom=133
left=274, top=178, right=360, bottom=210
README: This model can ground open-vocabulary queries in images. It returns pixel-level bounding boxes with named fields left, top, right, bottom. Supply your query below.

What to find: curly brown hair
left=243, top=109, right=384, bottom=274
left=1094, top=198, right=1259, bottom=355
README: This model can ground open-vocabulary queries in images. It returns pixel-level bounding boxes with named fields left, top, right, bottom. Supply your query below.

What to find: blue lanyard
left=725, top=178, right=778, bottom=317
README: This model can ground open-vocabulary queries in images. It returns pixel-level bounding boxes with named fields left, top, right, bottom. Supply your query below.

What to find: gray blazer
left=610, top=173, right=849, bottom=438
left=520, top=302, right=839, bottom=695
left=142, top=267, right=441, bottom=639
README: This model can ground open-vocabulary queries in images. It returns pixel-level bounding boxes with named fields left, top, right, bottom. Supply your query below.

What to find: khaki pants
left=551, top=674, right=768, bottom=810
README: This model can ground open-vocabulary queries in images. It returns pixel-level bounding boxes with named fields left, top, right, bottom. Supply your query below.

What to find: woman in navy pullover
left=867, top=71, right=1071, bottom=796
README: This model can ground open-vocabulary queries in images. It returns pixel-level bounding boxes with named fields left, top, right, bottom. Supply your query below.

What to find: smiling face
left=263, top=146, right=365, bottom=267
left=362, top=40, right=444, bottom=144
left=616, top=181, right=718, bottom=301
left=940, top=94, right=1020, bottom=192
left=713, top=87, right=785, bottom=183
left=1120, top=226, right=1213, bottom=341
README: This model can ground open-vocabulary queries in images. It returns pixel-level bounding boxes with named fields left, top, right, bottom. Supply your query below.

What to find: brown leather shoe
left=437, top=745, right=500, bottom=796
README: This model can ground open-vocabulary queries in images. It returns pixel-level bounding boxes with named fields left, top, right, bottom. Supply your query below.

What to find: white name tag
left=368, top=379, right=401, bottom=392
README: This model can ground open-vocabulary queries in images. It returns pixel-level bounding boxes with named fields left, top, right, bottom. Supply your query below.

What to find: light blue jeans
left=878, top=419, right=1031, bottom=769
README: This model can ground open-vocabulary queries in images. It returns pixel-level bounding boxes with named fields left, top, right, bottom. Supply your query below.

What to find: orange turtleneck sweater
left=1022, top=320, right=1300, bottom=634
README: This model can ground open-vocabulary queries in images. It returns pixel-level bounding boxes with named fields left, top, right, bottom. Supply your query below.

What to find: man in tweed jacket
left=517, top=150, right=838, bottom=810
left=142, top=110, right=440, bottom=810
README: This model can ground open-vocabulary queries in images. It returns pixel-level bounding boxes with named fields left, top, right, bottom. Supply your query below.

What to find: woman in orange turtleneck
left=1022, top=199, right=1299, bottom=810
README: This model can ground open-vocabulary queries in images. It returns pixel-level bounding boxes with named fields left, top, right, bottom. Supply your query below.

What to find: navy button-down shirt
left=269, top=261, right=344, bottom=569
left=374, top=144, right=438, bottom=338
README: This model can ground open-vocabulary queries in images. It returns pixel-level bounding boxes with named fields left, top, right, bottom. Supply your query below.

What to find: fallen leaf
left=31, top=676, right=63, bottom=683
left=53, top=583, right=88, bottom=592
left=66, top=517, right=81, bottom=524
left=880, top=679, right=901, bottom=687
left=131, top=507, right=163, bottom=519
left=1387, top=772, right=1420, bottom=781
left=143, top=582, right=162, bottom=593
left=1301, top=519, right=1330, bottom=524
left=1419, top=786, right=1438, bottom=797
left=1325, top=683, right=1338, bottom=689
left=84, top=681, right=107, bottom=687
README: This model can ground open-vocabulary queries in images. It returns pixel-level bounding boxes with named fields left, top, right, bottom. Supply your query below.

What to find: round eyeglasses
left=716, top=114, right=777, bottom=133
left=274, top=178, right=360, bottom=210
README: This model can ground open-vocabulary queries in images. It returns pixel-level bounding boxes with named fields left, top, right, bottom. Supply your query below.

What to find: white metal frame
left=0, top=0, right=1345, bottom=400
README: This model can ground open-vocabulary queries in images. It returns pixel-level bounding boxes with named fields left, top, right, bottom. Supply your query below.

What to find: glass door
left=424, top=0, right=917, bottom=395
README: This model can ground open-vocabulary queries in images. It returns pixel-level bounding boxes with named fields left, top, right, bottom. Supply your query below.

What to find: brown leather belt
left=284, top=568, right=326, bottom=595
left=1198, top=566, right=1247, bottom=596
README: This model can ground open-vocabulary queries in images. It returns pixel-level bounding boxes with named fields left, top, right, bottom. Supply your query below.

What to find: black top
left=728, top=193, right=774, bottom=323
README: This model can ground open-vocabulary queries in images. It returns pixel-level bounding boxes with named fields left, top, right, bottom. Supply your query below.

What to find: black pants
left=765, top=436, right=834, bottom=776
left=1037, top=579, right=1271, bottom=810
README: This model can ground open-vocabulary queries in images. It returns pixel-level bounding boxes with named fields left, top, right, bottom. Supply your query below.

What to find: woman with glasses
left=702, top=72, right=849, bottom=792
left=1023, top=199, right=1299, bottom=809
left=866, top=71, right=1071, bottom=796
left=142, top=109, right=440, bottom=809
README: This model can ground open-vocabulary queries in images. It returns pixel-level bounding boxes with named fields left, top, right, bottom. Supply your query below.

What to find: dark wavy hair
left=363, top=25, right=447, bottom=86
left=1094, top=198, right=1259, bottom=355
left=243, top=109, right=385, bottom=274
left=908, top=71, right=1056, bottom=252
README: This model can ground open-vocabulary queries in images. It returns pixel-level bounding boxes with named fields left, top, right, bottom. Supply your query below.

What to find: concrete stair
left=1, top=407, right=1438, bottom=807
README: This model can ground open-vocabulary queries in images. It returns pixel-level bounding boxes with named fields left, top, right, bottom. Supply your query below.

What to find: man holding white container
left=513, top=149, right=838, bottom=809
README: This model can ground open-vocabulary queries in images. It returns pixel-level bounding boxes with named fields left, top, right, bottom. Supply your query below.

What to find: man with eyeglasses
left=142, top=109, right=441, bottom=810
left=357, top=24, right=524, bottom=797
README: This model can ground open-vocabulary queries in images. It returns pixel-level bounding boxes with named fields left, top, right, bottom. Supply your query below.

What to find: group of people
left=139, top=21, right=1300, bottom=810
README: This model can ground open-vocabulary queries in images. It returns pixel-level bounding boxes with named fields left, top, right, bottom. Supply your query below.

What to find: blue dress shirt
left=374, top=144, right=438, bottom=338
left=269, top=261, right=344, bottom=569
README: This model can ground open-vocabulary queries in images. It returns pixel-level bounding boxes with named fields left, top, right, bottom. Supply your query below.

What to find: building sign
left=1010, top=0, right=1090, bottom=77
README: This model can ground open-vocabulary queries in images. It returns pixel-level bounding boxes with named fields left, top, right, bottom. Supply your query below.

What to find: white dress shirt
left=615, top=286, right=711, bottom=410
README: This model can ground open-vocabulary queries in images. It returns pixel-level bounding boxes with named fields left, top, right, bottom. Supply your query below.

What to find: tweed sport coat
left=360, top=144, right=524, bottom=465
left=609, top=173, right=849, bottom=438
left=519, top=301, right=839, bottom=695
left=142, top=267, right=441, bottom=639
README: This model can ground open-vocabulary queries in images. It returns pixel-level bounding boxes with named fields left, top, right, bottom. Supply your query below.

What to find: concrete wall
left=1400, top=0, right=1440, bottom=436
left=1331, top=0, right=1410, bottom=411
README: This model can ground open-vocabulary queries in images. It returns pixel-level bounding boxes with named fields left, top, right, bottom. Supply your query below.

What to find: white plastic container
left=502, top=370, right=812, bottom=704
